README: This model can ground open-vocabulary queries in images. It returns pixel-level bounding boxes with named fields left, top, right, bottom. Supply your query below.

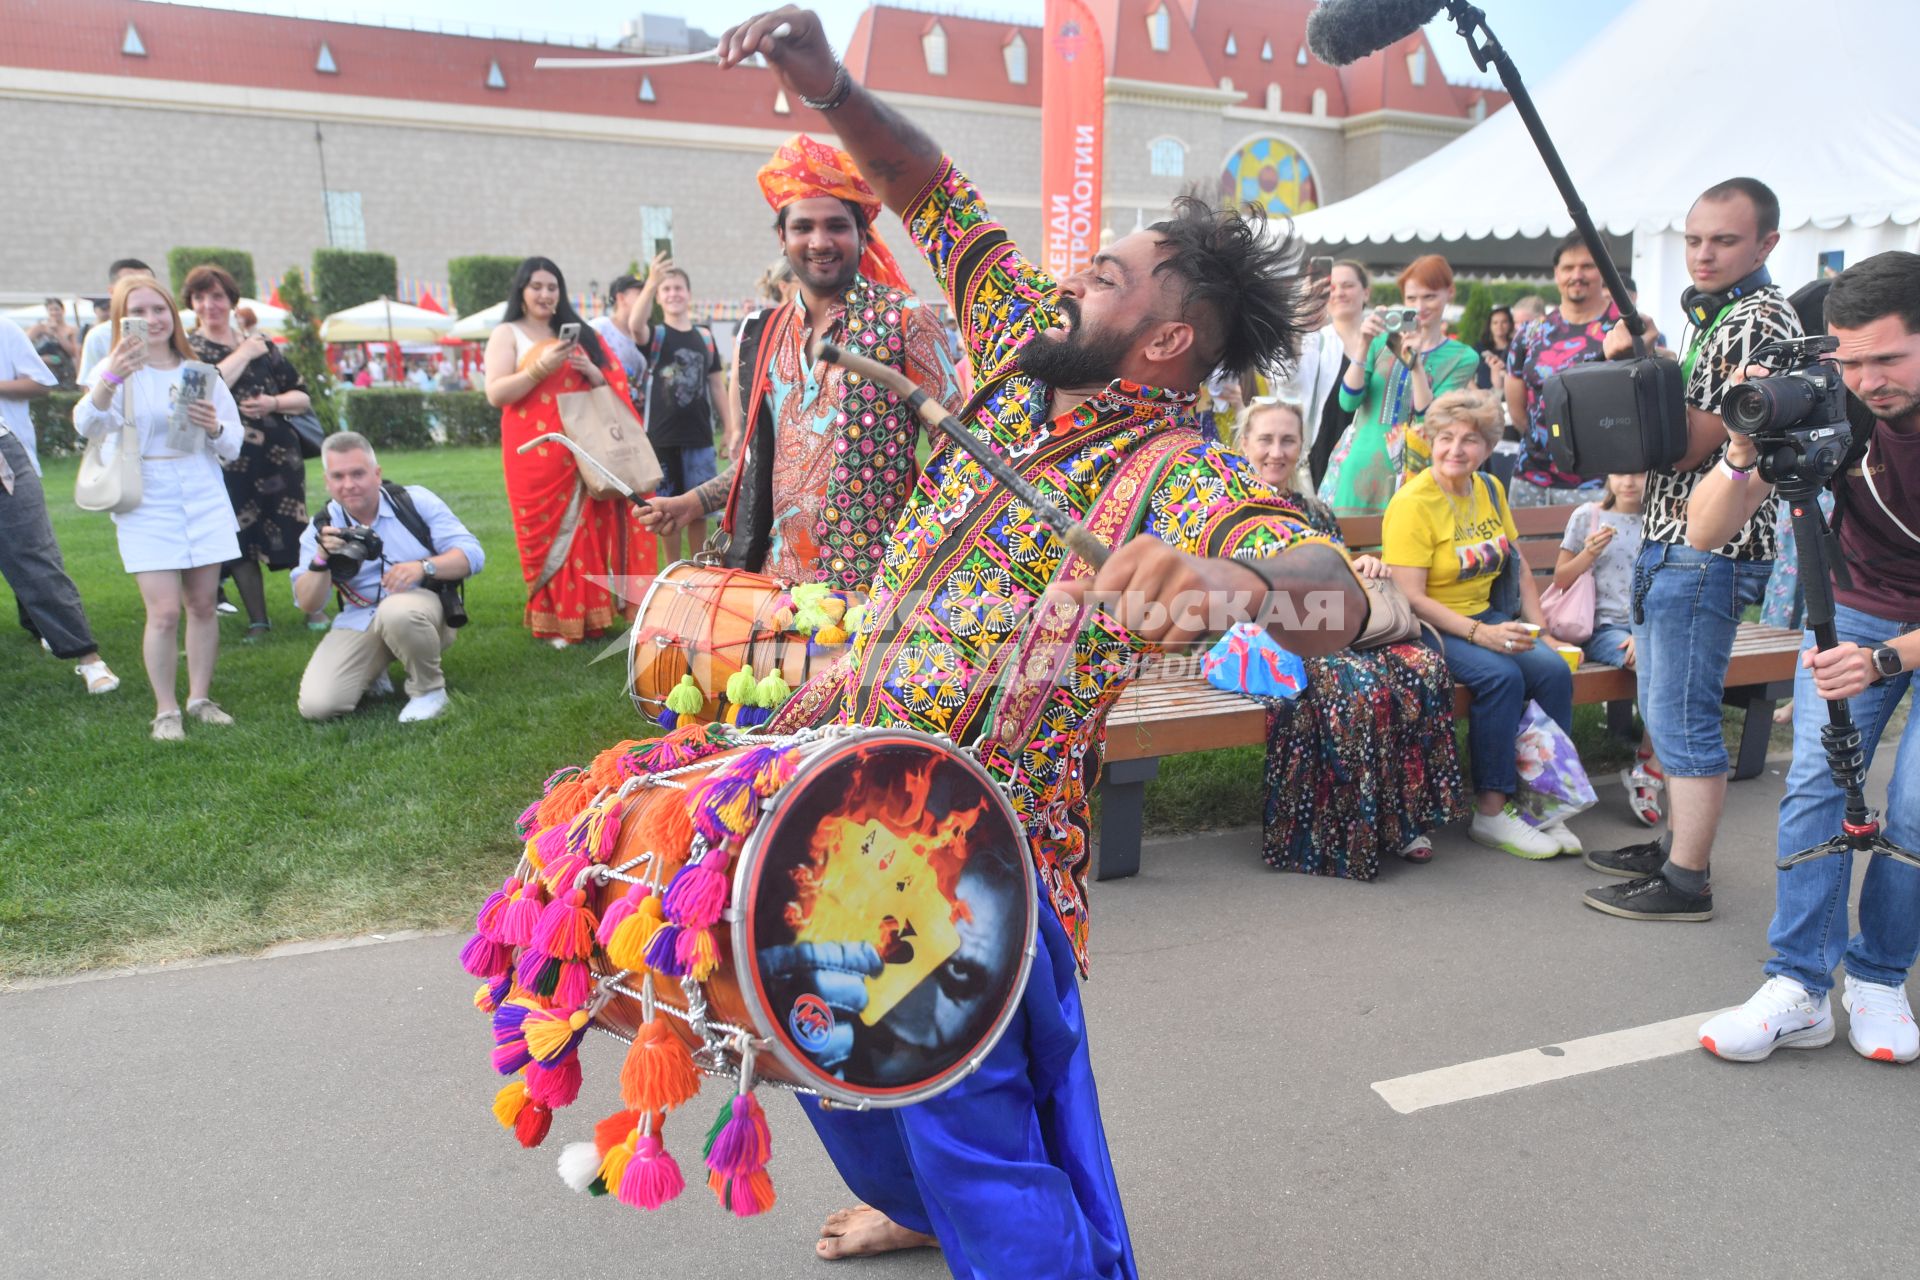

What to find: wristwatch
left=420, top=558, right=437, bottom=580
left=1870, top=645, right=1903, bottom=685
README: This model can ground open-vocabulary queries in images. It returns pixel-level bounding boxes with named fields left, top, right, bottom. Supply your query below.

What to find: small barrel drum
left=627, top=560, right=858, bottom=728
left=463, top=726, right=1037, bottom=1215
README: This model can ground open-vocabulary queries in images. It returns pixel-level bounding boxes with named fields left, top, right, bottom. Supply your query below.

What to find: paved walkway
left=4, top=747, right=1912, bottom=1280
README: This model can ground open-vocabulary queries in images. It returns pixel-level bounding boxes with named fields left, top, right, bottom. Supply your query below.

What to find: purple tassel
left=514, top=799, right=543, bottom=838
left=491, top=1000, right=535, bottom=1075
left=662, top=859, right=729, bottom=931
left=645, top=923, right=689, bottom=977
left=459, top=930, right=511, bottom=981
left=734, top=705, right=771, bottom=727
left=478, top=972, right=512, bottom=1013
left=655, top=708, right=679, bottom=730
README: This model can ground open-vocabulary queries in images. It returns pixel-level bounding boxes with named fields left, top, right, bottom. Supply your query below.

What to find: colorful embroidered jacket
left=726, top=275, right=957, bottom=592
left=775, top=159, right=1346, bottom=970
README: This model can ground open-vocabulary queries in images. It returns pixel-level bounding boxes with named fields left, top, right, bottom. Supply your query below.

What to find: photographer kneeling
left=293, top=432, right=485, bottom=723
left=1688, top=252, right=1920, bottom=1065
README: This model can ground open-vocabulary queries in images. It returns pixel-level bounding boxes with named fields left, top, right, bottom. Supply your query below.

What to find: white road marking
left=1371, top=1010, right=1723, bottom=1114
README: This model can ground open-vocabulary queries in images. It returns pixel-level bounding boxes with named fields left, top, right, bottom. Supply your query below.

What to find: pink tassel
left=616, top=1132, right=686, bottom=1210
left=554, top=959, right=593, bottom=1009
left=474, top=877, right=519, bottom=941
left=597, top=883, right=647, bottom=946
left=534, top=823, right=568, bottom=865
left=526, top=1055, right=583, bottom=1108
left=516, top=947, right=561, bottom=996
left=459, top=930, right=511, bottom=981
left=704, top=1092, right=771, bottom=1179
left=541, top=851, right=586, bottom=893
left=661, top=855, right=730, bottom=931
left=499, top=882, right=546, bottom=947
left=532, top=889, right=597, bottom=962
left=515, top=799, right=543, bottom=838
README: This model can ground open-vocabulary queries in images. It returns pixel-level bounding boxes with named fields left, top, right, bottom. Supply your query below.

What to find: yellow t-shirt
left=1382, top=469, right=1520, bottom=616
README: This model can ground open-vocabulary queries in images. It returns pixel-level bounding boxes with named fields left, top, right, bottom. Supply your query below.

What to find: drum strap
left=724, top=301, right=799, bottom=540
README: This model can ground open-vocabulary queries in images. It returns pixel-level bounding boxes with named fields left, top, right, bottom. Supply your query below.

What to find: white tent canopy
left=1293, top=0, right=1920, bottom=322
left=320, top=297, right=455, bottom=344
left=448, top=300, right=506, bottom=341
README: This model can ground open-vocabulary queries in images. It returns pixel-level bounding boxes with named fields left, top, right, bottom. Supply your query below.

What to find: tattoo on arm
left=866, top=157, right=906, bottom=183
left=827, top=85, right=943, bottom=215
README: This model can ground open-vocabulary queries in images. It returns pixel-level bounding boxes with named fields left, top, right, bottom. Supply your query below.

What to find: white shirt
left=291, top=485, right=486, bottom=632
left=591, top=315, right=644, bottom=379
left=74, top=361, right=243, bottom=464
left=77, top=322, right=113, bottom=386
left=1279, top=326, right=1345, bottom=452
left=0, top=317, right=58, bottom=473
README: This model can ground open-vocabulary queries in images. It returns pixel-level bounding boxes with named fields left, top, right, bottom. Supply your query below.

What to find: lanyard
left=1680, top=306, right=1735, bottom=385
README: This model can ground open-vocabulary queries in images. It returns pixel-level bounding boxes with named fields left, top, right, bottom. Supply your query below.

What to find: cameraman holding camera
left=1684, top=252, right=1920, bottom=1064
left=292, top=432, right=484, bottom=723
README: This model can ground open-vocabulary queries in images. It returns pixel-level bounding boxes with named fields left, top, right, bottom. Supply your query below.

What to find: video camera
left=1721, top=336, right=1854, bottom=487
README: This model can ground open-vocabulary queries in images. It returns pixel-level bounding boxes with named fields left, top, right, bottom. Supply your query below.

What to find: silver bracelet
left=799, top=63, right=852, bottom=112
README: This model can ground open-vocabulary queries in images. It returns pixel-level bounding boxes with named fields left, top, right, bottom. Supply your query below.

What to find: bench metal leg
left=1725, top=680, right=1795, bottom=782
left=1606, top=698, right=1637, bottom=742
left=1094, top=757, right=1160, bottom=881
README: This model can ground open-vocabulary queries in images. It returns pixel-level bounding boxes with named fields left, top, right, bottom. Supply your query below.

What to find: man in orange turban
left=641, top=134, right=957, bottom=595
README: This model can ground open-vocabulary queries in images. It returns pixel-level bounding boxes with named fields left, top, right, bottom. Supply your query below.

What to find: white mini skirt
left=113, top=454, right=240, bottom=573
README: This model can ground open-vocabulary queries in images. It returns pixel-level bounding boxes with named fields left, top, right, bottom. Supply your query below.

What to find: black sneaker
left=1584, top=837, right=1667, bottom=879
left=1583, top=873, right=1713, bottom=922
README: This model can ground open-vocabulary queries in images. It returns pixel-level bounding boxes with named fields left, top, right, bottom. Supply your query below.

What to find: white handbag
left=73, top=379, right=143, bottom=514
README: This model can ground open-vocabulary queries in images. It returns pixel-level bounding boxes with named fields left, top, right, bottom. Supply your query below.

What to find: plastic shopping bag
left=1513, top=700, right=1596, bottom=828
left=1203, top=623, right=1307, bottom=701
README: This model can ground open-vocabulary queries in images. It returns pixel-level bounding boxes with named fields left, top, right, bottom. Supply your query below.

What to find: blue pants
left=1630, top=542, right=1772, bottom=777
left=799, top=906, right=1137, bottom=1280
left=1434, top=609, right=1574, bottom=795
left=1764, top=603, right=1920, bottom=996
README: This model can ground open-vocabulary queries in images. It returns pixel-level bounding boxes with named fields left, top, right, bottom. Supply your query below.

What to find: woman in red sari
left=485, top=257, right=657, bottom=646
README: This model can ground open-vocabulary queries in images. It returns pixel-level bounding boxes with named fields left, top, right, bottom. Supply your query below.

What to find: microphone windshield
left=1306, top=0, right=1448, bottom=67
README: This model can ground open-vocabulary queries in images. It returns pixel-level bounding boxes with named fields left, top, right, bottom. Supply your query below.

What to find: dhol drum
left=627, top=560, right=861, bottom=729
left=461, top=724, right=1037, bottom=1217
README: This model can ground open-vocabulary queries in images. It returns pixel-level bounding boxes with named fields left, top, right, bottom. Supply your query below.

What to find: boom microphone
left=1305, top=0, right=1448, bottom=66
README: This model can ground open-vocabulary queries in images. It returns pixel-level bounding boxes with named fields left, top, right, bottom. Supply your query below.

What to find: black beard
left=1016, top=304, right=1144, bottom=389
left=791, top=247, right=860, bottom=297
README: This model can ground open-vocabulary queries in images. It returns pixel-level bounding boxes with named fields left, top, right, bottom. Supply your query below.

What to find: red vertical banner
left=1040, top=0, right=1105, bottom=283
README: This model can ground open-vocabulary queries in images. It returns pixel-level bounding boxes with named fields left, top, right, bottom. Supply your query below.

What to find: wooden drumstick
left=535, top=22, right=793, bottom=69
left=516, top=433, right=652, bottom=510
left=813, top=342, right=1111, bottom=570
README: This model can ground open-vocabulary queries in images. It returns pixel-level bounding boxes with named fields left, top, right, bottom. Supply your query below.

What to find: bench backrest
left=1338, top=502, right=1582, bottom=582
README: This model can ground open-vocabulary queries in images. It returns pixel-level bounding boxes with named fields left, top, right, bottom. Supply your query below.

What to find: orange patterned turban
left=757, top=133, right=909, bottom=291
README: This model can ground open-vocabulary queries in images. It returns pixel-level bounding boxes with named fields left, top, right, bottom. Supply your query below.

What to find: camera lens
left=1726, top=375, right=1816, bottom=435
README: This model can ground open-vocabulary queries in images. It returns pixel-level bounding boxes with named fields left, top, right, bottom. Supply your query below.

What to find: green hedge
left=340, top=389, right=496, bottom=451
left=1455, top=282, right=1494, bottom=349
left=277, top=266, right=342, bottom=434
left=167, top=246, right=257, bottom=300
left=28, top=390, right=83, bottom=460
left=312, top=249, right=399, bottom=316
left=1368, top=279, right=1560, bottom=307
left=448, top=255, right=521, bottom=317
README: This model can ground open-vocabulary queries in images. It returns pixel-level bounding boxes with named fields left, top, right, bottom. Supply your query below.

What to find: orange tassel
left=634, top=787, right=694, bottom=858
left=620, top=1017, right=702, bottom=1114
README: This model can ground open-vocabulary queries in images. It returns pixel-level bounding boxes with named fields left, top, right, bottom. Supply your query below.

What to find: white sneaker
left=215, top=599, right=239, bottom=616
left=1842, top=974, right=1920, bottom=1064
left=1538, top=818, right=1582, bottom=855
left=1469, top=805, right=1561, bottom=860
left=367, top=671, right=395, bottom=699
left=1699, top=976, right=1835, bottom=1062
left=76, top=660, right=120, bottom=694
left=398, top=688, right=449, bottom=723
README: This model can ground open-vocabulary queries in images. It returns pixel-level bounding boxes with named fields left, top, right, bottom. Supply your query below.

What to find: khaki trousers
left=298, top=590, right=454, bottom=720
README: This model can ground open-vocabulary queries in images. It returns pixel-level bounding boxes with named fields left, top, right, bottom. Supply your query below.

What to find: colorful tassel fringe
left=619, top=1017, right=702, bottom=1115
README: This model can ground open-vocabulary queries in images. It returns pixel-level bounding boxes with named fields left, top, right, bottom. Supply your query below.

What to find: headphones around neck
left=1680, top=266, right=1772, bottom=329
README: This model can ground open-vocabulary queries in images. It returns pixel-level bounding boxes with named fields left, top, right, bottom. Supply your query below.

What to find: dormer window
left=638, top=76, right=656, bottom=103
left=922, top=21, right=948, bottom=76
left=774, top=89, right=792, bottom=114
left=316, top=42, right=338, bottom=74
left=1260, top=38, right=1273, bottom=61
left=1147, top=4, right=1170, bottom=53
left=1004, top=32, right=1028, bottom=85
left=485, top=60, right=506, bottom=90
left=122, top=23, right=146, bottom=56
left=1407, top=46, right=1428, bottom=86
left=1296, top=44, right=1308, bottom=66
left=1224, top=32, right=1236, bottom=56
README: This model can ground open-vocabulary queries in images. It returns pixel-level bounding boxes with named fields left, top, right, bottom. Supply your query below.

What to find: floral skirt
left=1261, top=640, right=1468, bottom=881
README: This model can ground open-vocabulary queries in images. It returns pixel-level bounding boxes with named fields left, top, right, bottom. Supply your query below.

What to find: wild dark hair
left=1550, top=232, right=1592, bottom=268
left=1696, top=177, right=1781, bottom=238
left=774, top=198, right=869, bottom=239
left=1824, top=251, right=1920, bottom=336
left=108, top=257, right=151, bottom=279
left=1148, top=194, right=1312, bottom=382
left=502, top=256, right=608, bottom=368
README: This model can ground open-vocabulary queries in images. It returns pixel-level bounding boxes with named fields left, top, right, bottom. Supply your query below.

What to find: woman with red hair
left=1318, top=254, right=1481, bottom=516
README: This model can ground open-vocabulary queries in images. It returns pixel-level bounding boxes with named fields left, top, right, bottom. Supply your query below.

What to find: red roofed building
left=0, top=0, right=1505, bottom=307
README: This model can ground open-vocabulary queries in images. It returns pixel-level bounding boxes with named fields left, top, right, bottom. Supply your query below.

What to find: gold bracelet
left=1467, top=620, right=1481, bottom=645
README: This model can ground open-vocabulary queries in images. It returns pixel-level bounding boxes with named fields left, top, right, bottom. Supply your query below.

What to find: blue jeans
left=1764, top=603, right=1920, bottom=996
left=1629, top=543, right=1772, bottom=777
left=1583, top=622, right=1634, bottom=670
left=655, top=444, right=718, bottom=499
left=1435, top=609, right=1575, bottom=795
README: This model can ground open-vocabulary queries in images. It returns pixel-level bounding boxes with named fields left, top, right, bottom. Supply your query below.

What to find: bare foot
left=816, top=1204, right=938, bottom=1260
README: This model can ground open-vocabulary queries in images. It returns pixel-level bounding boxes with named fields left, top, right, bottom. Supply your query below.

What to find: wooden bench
left=1091, top=503, right=1803, bottom=880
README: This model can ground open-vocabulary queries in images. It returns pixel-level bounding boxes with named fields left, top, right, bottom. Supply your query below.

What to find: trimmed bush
left=344, top=388, right=433, bottom=451
left=312, top=249, right=399, bottom=316
left=1455, top=282, right=1494, bottom=349
left=28, top=391, right=83, bottom=460
left=448, top=255, right=521, bottom=317
left=167, top=247, right=257, bottom=300
left=428, top=391, right=498, bottom=447
left=277, top=267, right=342, bottom=433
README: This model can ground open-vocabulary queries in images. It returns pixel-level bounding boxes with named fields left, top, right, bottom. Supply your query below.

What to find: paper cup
left=1555, top=643, right=1582, bottom=672
left=1519, top=623, right=1542, bottom=638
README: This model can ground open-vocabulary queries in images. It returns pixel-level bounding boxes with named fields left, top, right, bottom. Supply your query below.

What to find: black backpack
left=381, top=481, right=469, bottom=628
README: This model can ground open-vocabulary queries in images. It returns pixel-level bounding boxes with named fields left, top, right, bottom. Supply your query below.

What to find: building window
left=1260, top=38, right=1273, bottom=62
left=774, top=89, right=791, bottom=114
left=122, top=23, right=146, bottom=56
left=1296, top=44, right=1308, bottom=66
left=922, top=21, right=948, bottom=75
left=1149, top=137, right=1186, bottom=178
left=1265, top=84, right=1281, bottom=113
left=1146, top=4, right=1170, bottom=53
left=639, top=205, right=674, bottom=260
left=1311, top=88, right=1328, bottom=116
left=1223, top=32, right=1236, bottom=56
left=638, top=76, right=656, bottom=103
left=324, top=191, right=365, bottom=250
left=316, top=42, right=338, bottom=74
left=1407, top=46, right=1428, bottom=86
left=1004, top=32, right=1028, bottom=85
left=485, top=59, right=506, bottom=90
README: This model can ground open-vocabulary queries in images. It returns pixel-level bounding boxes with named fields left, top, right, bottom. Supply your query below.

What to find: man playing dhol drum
left=640, top=135, right=961, bottom=594
left=714, top=9, right=1368, bottom=1275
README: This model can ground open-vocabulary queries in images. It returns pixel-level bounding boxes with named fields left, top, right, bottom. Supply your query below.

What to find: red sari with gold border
left=499, top=349, right=657, bottom=642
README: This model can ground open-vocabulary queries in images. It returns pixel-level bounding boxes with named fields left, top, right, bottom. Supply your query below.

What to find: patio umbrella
left=320, top=296, right=456, bottom=344
left=448, top=300, right=507, bottom=341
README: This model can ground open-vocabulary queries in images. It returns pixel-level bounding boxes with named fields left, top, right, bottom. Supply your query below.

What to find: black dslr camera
left=328, top=524, right=384, bottom=582
left=1721, top=336, right=1854, bottom=487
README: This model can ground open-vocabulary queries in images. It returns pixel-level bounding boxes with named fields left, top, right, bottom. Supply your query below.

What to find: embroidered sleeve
left=903, top=157, right=1063, bottom=379
left=1140, top=444, right=1346, bottom=561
